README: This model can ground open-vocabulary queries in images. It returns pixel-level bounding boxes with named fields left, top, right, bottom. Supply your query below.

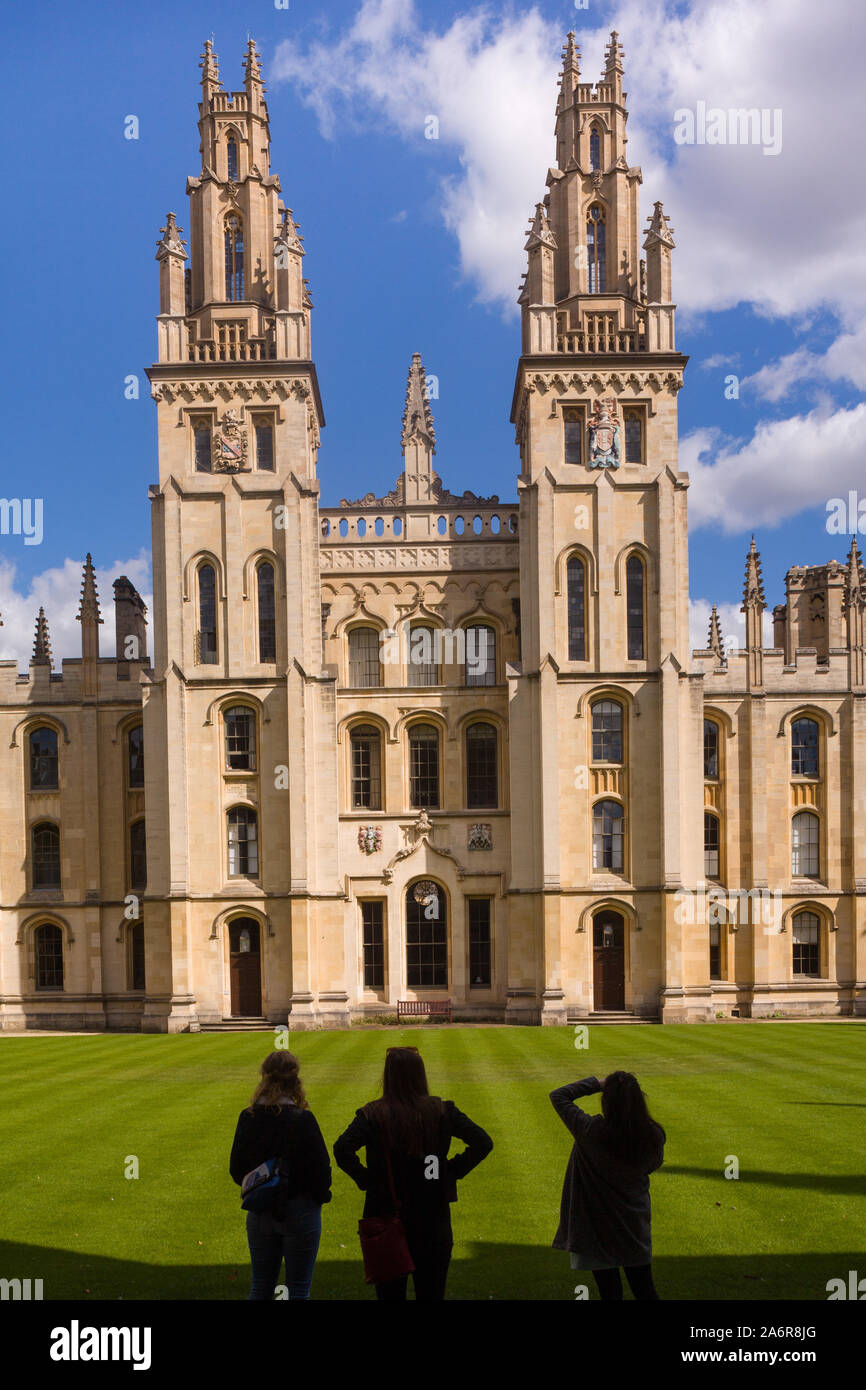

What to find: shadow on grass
left=0, top=1239, right=857, bottom=1302
left=661, top=1165, right=866, bottom=1197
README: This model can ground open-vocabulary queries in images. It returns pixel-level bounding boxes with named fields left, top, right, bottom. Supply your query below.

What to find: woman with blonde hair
left=229, top=1050, right=331, bottom=1300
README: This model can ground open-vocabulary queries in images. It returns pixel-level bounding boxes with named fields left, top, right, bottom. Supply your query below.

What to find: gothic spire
left=31, top=608, right=53, bottom=667
left=156, top=211, right=187, bottom=262
left=243, top=38, right=264, bottom=91
left=844, top=537, right=865, bottom=611
left=401, top=353, right=436, bottom=455
left=77, top=554, right=103, bottom=626
left=525, top=201, right=557, bottom=252
left=603, top=29, right=625, bottom=80
left=199, top=38, right=221, bottom=100
left=561, top=31, right=580, bottom=77
left=708, top=604, right=724, bottom=658
left=742, top=537, right=766, bottom=609
left=644, top=201, right=675, bottom=249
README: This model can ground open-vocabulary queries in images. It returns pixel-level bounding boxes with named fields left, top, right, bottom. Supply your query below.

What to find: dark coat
left=229, top=1101, right=332, bottom=1212
left=333, top=1099, right=493, bottom=1229
left=550, top=1077, right=664, bottom=1269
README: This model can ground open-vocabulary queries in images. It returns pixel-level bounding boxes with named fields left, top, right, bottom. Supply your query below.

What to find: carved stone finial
left=32, top=607, right=53, bottom=667
left=742, top=536, right=766, bottom=609
left=401, top=353, right=436, bottom=455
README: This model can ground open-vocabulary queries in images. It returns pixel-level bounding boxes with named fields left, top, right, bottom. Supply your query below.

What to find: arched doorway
left=229, top=917, right=262, bottom=1016
left=593, top=910, right=625, bottom=1010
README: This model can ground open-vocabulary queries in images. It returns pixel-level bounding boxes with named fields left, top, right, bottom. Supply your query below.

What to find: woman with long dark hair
left=333, top=1046, right=493, bottom=1300
left=229, top=1050, right=331, bottom=1300
left=550, top=1070, right=665, bottom=1300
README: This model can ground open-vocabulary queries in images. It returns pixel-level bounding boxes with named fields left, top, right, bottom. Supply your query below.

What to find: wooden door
left=592, top=912, right=625, bottom=1010
left=229, top=918, right=262, bottom=1017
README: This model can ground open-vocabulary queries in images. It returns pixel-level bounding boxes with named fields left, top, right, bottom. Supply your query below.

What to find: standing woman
left=229, top=1050, right=332, bottom=1300
left=333, top=1046, right=493, bottom=1300
left=550, top=1071, right=665, bottom=1301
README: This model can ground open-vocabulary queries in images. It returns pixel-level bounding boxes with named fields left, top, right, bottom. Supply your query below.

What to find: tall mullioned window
left=589, top=124, right=601, bottom=171
left=587, top=204, right=606, bottom=292
left=624, top=411, right=643, bottom=463
left=226, top=135, right=238, bottom=181
left=464, top=625, right=496, bottom=686
left=704, top=812, right=720, bottom=879
left=130, top=820, right=147, bottom=891
left=225, top=214, right=245, bottom=301
left=626, top=554, right=645, bottom=659
left=406, top=884, right=447, bottom=988
left=30, top=727, right=58, bottom=789
left=351, top=725, right=382, bottom=810
left=792, top=811, right=819, bottom=878
left=32, top=822, right=61, bottom=889
left=791, top=718, right=819, bottom=777
left=409, top=724, right=440, bottom=809
left=225, top=706, right=256, bottom=771
left=227, top=806, right=258, bottom=877
left=128, top=725, right=145, bottom=788
left=198, top=565, right=218, bottom=664
left=593, top=800, right=624, bottom=872
left=567, top=555, right=586, bottom=660
left=257, top=563, right=276, bottom=662
left=468, top=898, right=492, bottom=988
left=792, top=911, right=820, bottom=976
left=255, top=422, right=274, bottom=470
left=35, top=923, right=63, bottom=990
left=591, top=700, right=622, bottom=763
left=703, top=720, right=719, bottom=780
left=466, top=722, right=498, bottom=808
left=564, top=407, right=582, bottom=465
left=361, top=901, right=385, bottom=988
left=348, top=627, right=381, bottom=687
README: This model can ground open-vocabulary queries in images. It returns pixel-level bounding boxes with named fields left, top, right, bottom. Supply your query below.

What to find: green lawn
left=0, top=1024, right=863, bottom=1300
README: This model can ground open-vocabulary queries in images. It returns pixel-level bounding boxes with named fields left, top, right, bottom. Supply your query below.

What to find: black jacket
left=333, top=1099, right=493, bottom=1226
left=229, top=1101, right=332, bottom=1210
left=550, top=1078, right=664, bottom=1268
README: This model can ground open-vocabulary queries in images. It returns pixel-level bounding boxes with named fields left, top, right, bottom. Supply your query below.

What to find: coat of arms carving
left=213, top=408, right=249, bottom=472
left=468, top=823, right=493, bottom=851
left=358, top=825, right=382, bottom=854
left=588, top=397, right=621, bottom=470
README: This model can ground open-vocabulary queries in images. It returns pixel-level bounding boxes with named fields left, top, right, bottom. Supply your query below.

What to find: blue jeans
left=246, top=1196, right=322, bottom=1300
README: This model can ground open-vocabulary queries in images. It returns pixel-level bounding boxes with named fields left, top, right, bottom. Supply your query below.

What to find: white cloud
left=682, top=403, right=866, bottom=533
left=743, top=322, right=866, bottom=401
left=272, top=0, right=866, bottom=322
left=0, top=552, right=152, bottom=670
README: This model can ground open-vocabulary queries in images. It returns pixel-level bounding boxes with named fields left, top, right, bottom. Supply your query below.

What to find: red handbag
left=358, top=1143, right=415, bottom=1284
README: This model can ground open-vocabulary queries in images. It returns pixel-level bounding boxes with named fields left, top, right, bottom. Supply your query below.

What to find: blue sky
left=1, top=0, right=863, bottom=663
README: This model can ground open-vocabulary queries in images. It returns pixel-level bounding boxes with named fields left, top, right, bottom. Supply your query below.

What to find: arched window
left=590, top=124, right=601, bottom=171
left=224, top=214, right=245, bottom=301
left=791, top=718, right=819, bottom=776
left=792, top=910, right=820, bottom=976
left=592, top=800, right=624, bottom=871
left=626, top=554, right=645, bottom=659
left=193, top=418, right=212, bottom=473
left=128, top=920, right=145, bottom=991
left=704, top=812, right=720, bottom=879
left=465, top=625, right=496, bottom=686
left=257, top=562, right=276, bottom=662
left=591, top=699, right=622, bottom=763
left=624, top=410, right=643, bottom=463
left=35, top=923, right=63, bottom=990
left=128, top=725, right=144, bottom=788
left=406, top=882, right=447, bottom=987
left=408, top=723, right=439, bottom=809
left=225, top=706, right=257, bottom=771
left=567, top=554, right=586, bottom=660
left=348, top=627, right=381, bottom=687
left=703, top=720, right=719, bottom=780
left=564, top=407, right=582, bottom=465
left=198, top=564, right=218, bottom=664
left=792, top=812, right=819, bottom=878
left=226, top=135, right=238, bottom=181
left=32, top=822, right=61, bottom=889
left=129, top=820, right=147, bottom=891
left=466, top=722, right=498, bottom=808
left=227, top=806, right=258, bottom=877
left=30, top=726, right=58, bottom=789
left=408, top=625, right=437, bottom=685
left=351, top=724, right=382, bottom=809
left=587, top=204, right=606, bottom=293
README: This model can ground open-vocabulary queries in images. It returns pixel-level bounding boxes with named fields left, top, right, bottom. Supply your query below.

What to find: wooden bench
left=396, top=999, right=453, bottom=1023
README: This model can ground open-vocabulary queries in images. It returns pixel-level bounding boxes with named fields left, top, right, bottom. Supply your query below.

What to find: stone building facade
left=1, top=35, right=863, bottom=1031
